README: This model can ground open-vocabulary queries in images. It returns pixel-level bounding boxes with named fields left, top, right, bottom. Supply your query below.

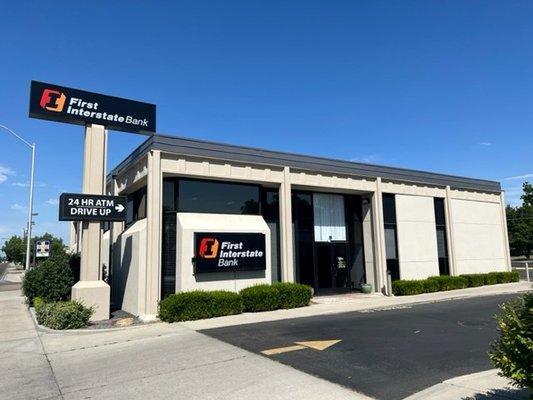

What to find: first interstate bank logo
left=39, top=88, right=149, bottom=127
left=198, top=237, right=264, bottom=267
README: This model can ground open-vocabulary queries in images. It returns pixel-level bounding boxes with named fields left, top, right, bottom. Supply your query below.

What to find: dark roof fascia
left=108, top=134, right=501, bottom=193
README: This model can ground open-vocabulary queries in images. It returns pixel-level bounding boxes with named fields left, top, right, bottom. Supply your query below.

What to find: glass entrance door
left=315, top=242, right=350, bottom=291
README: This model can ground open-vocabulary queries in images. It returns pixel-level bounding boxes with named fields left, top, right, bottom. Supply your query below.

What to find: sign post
left=69, top=124, right=110, bottom=321
left=28, top=80, right=156, bottom=322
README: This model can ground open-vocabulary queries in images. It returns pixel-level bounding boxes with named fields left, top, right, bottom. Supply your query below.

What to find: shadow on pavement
left=462, top=387, right=530, bottom=400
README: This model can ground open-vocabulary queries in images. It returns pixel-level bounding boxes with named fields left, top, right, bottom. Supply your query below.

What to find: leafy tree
left=1, top=235, right=26, bottom=264
left=1, top=232, right=67, bottom=265
left=506, top=182, right=533, bottom=259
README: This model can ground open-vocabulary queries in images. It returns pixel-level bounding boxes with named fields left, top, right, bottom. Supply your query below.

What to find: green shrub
left=273, top=282, right=313, bottom=309
left=489, top=293, right=533, bottom=390
left=158, top=291, right=243, bottom=322
left=392, top=280, right=426, bottom=296
left=36, top=301, right=93, bottom=330
left=460, top=274, right=486, bottom=287
left=240, top=284, right=281, bottom=312
left=22, top=256, right=74, bottom=303
left=427, top=276, right=468, bottom=291
left=484, top=273, right=499, bottom=285
left=33, top=297, right=43, bottom=311
left=488, top=271, right=520, bottom=284
left=423, top=279, right=441, bottom=293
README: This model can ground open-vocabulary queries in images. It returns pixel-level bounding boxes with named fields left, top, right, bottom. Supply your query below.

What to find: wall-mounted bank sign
left=193, top=232, right=266, bottom=273
left=59, top=193, right=127, bottom=222
left=35, top=240, right=50, bottom=258
left=29, top=80, right=156, bottom=134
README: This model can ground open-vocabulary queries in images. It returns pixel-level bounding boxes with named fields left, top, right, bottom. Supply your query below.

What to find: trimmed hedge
left=273, top=282, right=313, bottom=309
left=393, top=271, right=521, bottom=296
left=158, top=290, right=243, bottom=322
left=240, top=284, right=281, bottom=312
left=427, top=276, right=468, bottom=291
left=35, top=300, right=93, bottom=330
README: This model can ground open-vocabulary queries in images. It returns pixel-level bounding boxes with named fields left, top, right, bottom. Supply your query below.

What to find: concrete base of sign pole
left=71, top=280, right=110, bottom=321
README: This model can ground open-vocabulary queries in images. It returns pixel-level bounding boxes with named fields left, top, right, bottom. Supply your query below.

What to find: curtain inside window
left=313, top=193, right=346, bottom=242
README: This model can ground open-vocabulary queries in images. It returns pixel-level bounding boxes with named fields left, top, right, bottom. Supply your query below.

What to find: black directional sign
left=59, top=193, right=128, bottom=222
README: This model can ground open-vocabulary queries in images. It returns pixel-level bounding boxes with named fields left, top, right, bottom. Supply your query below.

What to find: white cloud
left=478, top=142, right=492, bottom=146
left=0, top=165, right=15, bottom=184
left=501, top=173, right=533, bottom=181
left=45, top=198, right=59, bottom=206
left=10, top=203, right=27, bottom=211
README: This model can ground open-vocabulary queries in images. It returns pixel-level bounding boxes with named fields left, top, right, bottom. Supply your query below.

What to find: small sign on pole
left=59, top=193, right=128, bottom=222
left=35, top=240, right=50, bottom=258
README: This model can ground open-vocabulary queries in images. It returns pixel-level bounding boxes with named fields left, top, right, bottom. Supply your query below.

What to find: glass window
left=384, top=226, right=397, bottom=259
left=436, top=226, right=447, bottom=258
left=126, top=186, right=147, bottom=225
left=383, top=194, right=397, bottom=224
left=434, top=198, right=446, bottom=225
left=178, top=179, right=259, bottom=214
left=313, top=193, right=346, bottom=242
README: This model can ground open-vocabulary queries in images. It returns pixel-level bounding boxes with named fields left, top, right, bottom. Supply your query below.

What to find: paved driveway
left=201, top=294, right=519, bottom=400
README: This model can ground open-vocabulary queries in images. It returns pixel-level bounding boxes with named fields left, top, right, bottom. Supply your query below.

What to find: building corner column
left=373, top=178, right=388, bottom=293
left=143, top=150, right=162, bottom=320
left=279, top=167, right=294, bottom=283
left=444, top=186, right=458, bottom=276
left=499, top=192, right=512, bottom=271
left=71, top=124, right=110, bottom=321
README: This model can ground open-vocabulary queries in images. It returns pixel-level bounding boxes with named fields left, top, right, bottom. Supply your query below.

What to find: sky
left=0, top=1, right=532, bottom=250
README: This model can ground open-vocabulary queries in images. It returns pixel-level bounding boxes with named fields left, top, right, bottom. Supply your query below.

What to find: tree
left=1, top=236, right=26, bottom=264
left=506, top=182, right=533, bottom=259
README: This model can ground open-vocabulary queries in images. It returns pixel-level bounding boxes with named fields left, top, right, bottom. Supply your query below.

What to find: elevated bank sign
left=194, top=232, right=266, bottom=273
left=29, top=80, right=156, bottom=134
left=59, top=193, right=127, bottom=222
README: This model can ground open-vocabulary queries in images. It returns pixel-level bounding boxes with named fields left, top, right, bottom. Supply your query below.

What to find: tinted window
left=178, top=179, right=259, bottom=214
left=434, top=198, right=446, bottom=225
left=383, top=194, right=397, bottom=224
left=126, top=186, right=147, bottom=225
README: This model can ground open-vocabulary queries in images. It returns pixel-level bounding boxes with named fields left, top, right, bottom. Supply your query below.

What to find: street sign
left=59, top=193, right=127, bottom=222
left=35, top=240, right=50, bottom=258
left=193, top=232, right=266, bottom=273
left=29, top=80, right=156, bottom=134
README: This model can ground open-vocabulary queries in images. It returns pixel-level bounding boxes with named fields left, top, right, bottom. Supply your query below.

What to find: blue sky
left=0, top=1, right=532, bottom=249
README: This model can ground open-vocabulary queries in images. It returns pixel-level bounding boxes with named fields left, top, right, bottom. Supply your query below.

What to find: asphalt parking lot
left=201, top=294, right=519, bottom=400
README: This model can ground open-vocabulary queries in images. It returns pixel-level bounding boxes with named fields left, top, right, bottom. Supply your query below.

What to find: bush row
left=392, top=272, right=520, bottom=296
left=34, top=297, right=93, bottom=330
left=158, top=282, right=313, bottom=322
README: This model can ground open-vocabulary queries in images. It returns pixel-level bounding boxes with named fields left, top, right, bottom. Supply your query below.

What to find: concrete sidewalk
left=403, top=369, right=530, bottom=400
left=0, top=288, right=371, bottom=400
left=181, top=281, right=532, bottom=330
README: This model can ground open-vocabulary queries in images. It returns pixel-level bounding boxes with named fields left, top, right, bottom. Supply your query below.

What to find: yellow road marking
left=261, top=340, right=342, bottom=356
left=261, top=344, right=306, bottom=355
left=295, top=340, right=342, bottom=351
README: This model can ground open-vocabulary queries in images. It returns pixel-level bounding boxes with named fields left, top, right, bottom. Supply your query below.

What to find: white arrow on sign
left=115, top=204, right=125, bottom=213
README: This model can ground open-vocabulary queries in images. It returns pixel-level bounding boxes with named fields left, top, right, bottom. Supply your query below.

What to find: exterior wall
left=450, top=198, right=508, bottom=274
left=107, top=148, right=509, bottom=317
left=112, top=219, right=147, bottom=316
left=175, top=213, right=271, bottom=292
left=395, top=194, right=439, bottom=279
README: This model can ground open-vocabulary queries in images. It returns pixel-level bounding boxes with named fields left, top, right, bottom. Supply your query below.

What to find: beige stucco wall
left=395, top=194, right=440, bottom=279
left=450, top=198, right=508, bottom=274
left=176, top=213, right=271, bottom=292
left=112, top=219, right=147, bottom=316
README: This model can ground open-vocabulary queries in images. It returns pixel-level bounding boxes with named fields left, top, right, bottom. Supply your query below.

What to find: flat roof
left=110, top=134, right=501, bottom=193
